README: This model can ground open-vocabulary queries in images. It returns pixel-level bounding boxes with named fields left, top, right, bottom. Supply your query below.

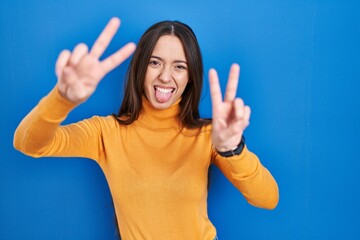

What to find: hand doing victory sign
left=55, top=17, right=136, bottom=104
left=209, top=64, right=251, bottom=152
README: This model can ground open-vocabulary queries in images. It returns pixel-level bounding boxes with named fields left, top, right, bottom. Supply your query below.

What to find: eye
left=175, top=65, right=187, bottom=70
left=149, top=60, right=161, bottom=67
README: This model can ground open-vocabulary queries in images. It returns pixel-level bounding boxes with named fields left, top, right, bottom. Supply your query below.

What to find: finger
left=55, top=50, right=71, bottom=77
left=234, top=98, right=245, bottom=120
left=209, top=68, right=223, bottom=115
left=231, top=121, right=244, bottom=135
left=69, top=43, right=89, bottom=66
left=61, top=66, right=78, bottom=86
left=90, top=17, right=121, bottom=58
left=101, top=42, right=136, bottom=73
left=234, top=99, right=251, bottom=124
left=231, top=99, right=250, bottom=133
left=62, top=66, right=90, bottom=102
left=243, top=105, right=251, bottom=124
left=58, top=66, right=79, bottom=100
left=224, top=63, right=240, bottom=102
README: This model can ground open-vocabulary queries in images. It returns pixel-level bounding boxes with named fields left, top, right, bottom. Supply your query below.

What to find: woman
left=14, top=17, right=279, bottom=240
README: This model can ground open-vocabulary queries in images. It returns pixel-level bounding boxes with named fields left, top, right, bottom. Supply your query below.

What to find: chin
left=151, top=100, right=173, bottom=109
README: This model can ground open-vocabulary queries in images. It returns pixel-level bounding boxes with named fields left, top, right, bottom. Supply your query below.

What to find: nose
left=159, top=67, right=172, bottom=82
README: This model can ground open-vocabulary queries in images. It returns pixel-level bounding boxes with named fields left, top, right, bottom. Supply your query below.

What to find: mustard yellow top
left=14, top=87, right=279, bottom=240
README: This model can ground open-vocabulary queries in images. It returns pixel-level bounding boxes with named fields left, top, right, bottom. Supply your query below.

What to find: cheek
left=144, top=68, right=160, bottom=84
left=177, top=74, right=189, bottom=91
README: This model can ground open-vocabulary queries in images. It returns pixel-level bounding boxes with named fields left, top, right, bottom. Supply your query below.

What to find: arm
left=14, top=87, right=105, bottom=160
left=212, top=146, right=279, bottom=210
left=209, top=64, right=279, bottom=209
left=14, top=17, right=135, bottom=159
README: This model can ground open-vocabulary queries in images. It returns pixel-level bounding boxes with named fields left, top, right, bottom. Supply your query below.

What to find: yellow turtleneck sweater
left=14, top=87, right=279, bottom=240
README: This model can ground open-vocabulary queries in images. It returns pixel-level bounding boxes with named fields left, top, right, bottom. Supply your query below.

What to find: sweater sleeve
left=13, top=87, right=105, bottom=162
left=211, top=146, right=279, bottom=210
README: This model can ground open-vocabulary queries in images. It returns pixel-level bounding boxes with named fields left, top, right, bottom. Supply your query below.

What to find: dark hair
left=113, top=20, right=211, bottom=128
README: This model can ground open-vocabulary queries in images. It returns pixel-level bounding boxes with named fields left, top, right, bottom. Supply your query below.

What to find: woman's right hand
left=55, top=17, right=136, bottom=104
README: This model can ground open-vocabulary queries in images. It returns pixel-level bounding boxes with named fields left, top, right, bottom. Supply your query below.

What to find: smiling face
left=143, top=35, right=189, bottom=109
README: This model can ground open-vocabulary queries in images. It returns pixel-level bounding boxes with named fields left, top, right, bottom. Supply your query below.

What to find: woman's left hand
left=209, top=63, right=251, bottom=152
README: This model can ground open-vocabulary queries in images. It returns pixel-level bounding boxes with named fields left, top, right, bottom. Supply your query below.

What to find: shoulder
left=78, top=115, right=120, bottom=132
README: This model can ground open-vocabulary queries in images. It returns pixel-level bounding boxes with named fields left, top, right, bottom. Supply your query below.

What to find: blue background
left=1, top=0, right=359, bottom=239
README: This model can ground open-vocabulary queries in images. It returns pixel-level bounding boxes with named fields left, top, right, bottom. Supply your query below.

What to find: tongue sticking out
left=155, top=88, right=173, bottom=103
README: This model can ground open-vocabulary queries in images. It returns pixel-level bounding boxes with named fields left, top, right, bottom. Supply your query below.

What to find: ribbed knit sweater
left=14, top=87, right=279, bottom=240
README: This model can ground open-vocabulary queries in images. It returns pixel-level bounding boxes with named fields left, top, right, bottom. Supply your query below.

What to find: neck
left=136, top=96, right=182, bottom=129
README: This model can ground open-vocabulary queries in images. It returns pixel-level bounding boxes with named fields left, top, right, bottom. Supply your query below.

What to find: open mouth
left=154, top=86, right=175, bottom=103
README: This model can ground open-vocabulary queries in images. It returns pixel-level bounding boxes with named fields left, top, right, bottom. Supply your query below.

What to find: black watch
left=217, top=136, right=246, bottom=157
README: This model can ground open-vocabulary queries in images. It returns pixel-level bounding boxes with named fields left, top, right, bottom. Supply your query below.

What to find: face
left=143, top=35, right=189, bottom=109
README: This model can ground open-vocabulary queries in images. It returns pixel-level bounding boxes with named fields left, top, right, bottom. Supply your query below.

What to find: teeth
left=155, top=87, right=173, bottom=93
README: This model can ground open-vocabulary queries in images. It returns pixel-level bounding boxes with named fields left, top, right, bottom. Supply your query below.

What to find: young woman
left=14, top=17, right=279, bottom=240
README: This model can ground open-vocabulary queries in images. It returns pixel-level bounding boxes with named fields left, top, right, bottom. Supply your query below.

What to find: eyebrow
left=150, top=55, right=188, bottom=64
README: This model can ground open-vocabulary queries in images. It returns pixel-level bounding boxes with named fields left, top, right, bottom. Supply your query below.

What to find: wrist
left=216, top=136, right=246, bottom=157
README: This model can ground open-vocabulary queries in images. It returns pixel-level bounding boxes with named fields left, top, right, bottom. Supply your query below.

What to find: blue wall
left=1, top=0, right=359, bottom=239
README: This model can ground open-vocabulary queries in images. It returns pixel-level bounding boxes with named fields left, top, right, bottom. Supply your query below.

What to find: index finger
left=209, top=68, right=223, bottom=115
left=90, top=17, right=121, bottom=58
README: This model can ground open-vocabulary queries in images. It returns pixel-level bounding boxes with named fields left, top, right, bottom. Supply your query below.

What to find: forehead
left=152, top=35, right=186, bottom=60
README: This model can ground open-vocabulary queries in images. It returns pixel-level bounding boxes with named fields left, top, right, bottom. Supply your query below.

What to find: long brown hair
left=113, top=20, right=211, bottom=128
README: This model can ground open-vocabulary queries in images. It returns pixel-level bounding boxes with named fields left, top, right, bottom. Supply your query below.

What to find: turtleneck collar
left=136, top=96, right=182, bottom=129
